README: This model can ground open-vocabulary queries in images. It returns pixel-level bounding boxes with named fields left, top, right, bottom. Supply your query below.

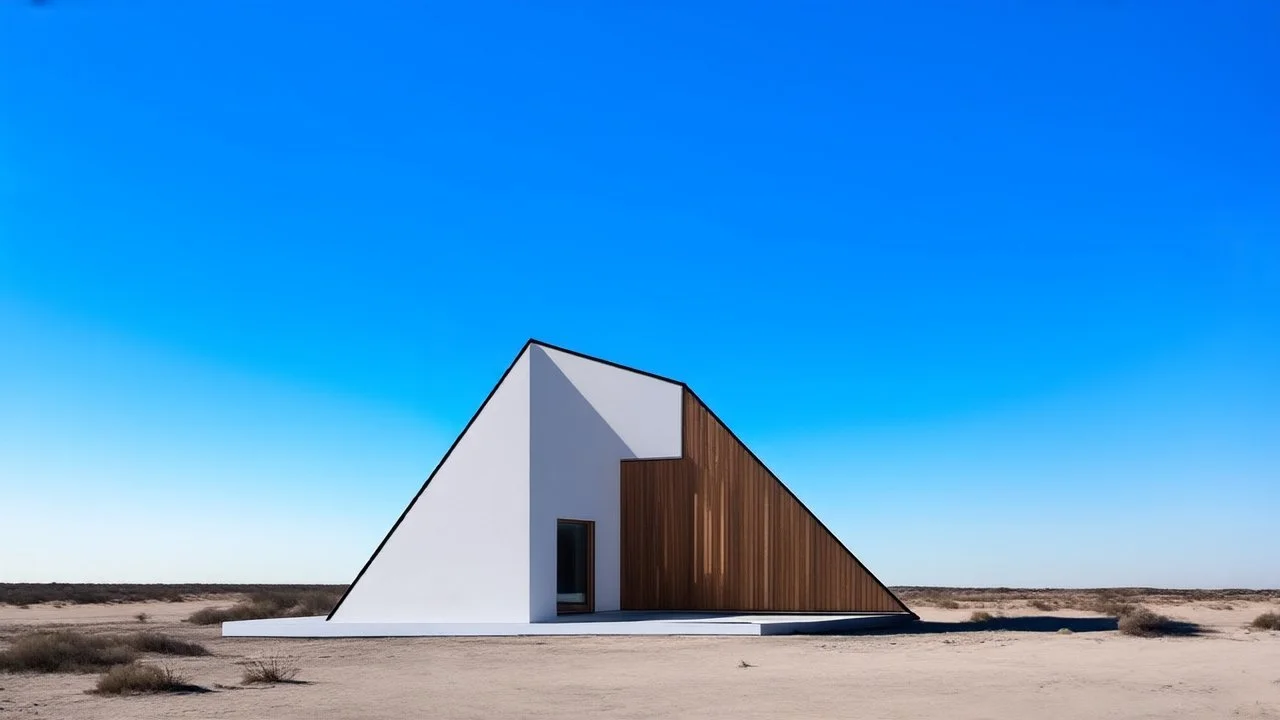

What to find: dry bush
left=134, top=612, right=150, bottom=623
left=1089, top=599, right=1140, bottom=617
left=0, top=631, right=136, bottom=673
left=92, top=663, right=207, bottom=695
left=241, top=656, right=301, bottom=684
left=122, top=632, right=209, bottom=657
left=186, top=606, right=250, bottom=625
left=1251, top=612, right=1280, bottom=630
left=0, top=583, right=345, bottom=607
left=1029, top=599, right=1056, bottom=611
left=188, top=589, right=342, bottom=625
left=1116, top=607, right=1199, bottom=637
left=0, top=631, right=208, bottom=674
left=970, top=611, right=994, bottom=623
left=912, top=594, right=960, bottom=609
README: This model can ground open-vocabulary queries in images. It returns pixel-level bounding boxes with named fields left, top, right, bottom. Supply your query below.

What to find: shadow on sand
left=830, top=615, right=1116, bottom=635
left=830, top=614, right=1208, bottom=636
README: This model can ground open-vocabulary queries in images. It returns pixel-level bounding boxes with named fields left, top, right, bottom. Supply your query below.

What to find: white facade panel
left=329, top=350, right=533, bottom=623
left=538, top=345, right=683, bottom=458
left=527, top=345, right=683, bottom=621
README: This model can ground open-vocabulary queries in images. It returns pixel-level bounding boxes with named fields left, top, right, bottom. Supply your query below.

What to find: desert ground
left=2, top=588, right=1278, bottom=720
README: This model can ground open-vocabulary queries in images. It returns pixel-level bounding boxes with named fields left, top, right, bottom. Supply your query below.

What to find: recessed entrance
left=556, top=519, right=594, bottom=614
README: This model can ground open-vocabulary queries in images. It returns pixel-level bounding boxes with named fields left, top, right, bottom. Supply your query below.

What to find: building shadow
left=827, top=614, right=1209, bottom=636
left=827, top=615, right=1119, bottom=635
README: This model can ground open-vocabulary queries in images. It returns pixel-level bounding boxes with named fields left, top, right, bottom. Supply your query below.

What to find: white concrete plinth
left=222, top=611, right=913, bottom=637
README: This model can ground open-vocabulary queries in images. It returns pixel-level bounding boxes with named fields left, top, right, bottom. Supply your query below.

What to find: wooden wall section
left=620, top=389, right=911, bottom=614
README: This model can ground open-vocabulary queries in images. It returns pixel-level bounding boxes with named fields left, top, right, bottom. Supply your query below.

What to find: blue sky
left=1, top=0, right=1276, bottom=587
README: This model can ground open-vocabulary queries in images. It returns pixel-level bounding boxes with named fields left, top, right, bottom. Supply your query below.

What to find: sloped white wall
left=538, top=346, right=683, bottom=458
left=528, top=345, right=683, bottom=621
left=330, top=351, right=532, bottom=623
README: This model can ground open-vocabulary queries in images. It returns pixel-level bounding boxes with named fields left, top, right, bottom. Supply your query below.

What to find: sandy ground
left=2, top=597, right=1279, bottom=719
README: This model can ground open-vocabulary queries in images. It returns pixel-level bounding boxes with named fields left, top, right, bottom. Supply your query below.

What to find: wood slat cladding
left=620, top=389, right=910, bottom=614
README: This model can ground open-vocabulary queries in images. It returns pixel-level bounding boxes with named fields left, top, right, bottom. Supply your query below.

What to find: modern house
left=224, top=340, right=914, bottom=637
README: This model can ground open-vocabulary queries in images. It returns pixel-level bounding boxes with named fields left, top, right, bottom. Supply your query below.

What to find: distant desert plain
left=1, top=584, right=1278, bottom=719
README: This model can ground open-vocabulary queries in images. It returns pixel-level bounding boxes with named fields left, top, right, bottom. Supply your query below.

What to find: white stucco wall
left=330, top=351, right=533, bottom=623
left=527, top=345, right=683, bottom=621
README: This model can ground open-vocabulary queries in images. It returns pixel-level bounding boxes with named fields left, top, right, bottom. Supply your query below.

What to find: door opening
left=556, top=519, right=594, bottom=614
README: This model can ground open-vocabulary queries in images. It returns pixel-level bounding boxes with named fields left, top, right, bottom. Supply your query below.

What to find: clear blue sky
left=1, top=0, right=1276, bottom=588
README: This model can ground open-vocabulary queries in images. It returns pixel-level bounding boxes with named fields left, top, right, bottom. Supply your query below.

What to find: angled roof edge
left=326, top=340, right=535, bottom=620
left=327, top=339, right=914, bottom=620
left=527, top=338, right=686, bottom=388
left=681, top=387, right=916, bottom=618
left=327, top=338, right=684, bottom=621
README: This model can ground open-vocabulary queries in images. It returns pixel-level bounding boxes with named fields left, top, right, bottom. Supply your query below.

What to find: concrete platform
left=222, top=611, right=914, bottom=637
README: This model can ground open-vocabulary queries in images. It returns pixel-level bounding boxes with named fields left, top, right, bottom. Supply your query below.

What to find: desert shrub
left=187, top=589, right=342, bottom=625
left=0, top=583, right=346, bottom=607
left=186, top=606, right=243, bottom=625
left=0, top=631, right=136, bottom=673
left=936, top=599, right=960, bottom=609
left=92, top=663, right=206, bottom=695
left=0, top=631, right=209, bottom=673
left=134, top=613, right=150, bottom=623
left=969, top=611, right=994, bottom=623
left=1029, top=600, right=1056, bottom=611
left=1090, top=599, right=1139, bottom=617
left=1117, top=607, right=1198, bottom=637
left=122, top=633, right=209, bottom=657
left=241, top=656, right=301, bottom=684
left=1251, top=612, right=1280, bottom=630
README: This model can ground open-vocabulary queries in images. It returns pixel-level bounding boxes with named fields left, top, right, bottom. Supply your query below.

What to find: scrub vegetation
left=91, top=663, right=208, bottom=695
left=1251, top=612, right=1280, bottom=630
left=0, top=630, right=208, bottom=673
left=186, top=589, right=343, bottom=625
left=1115, top=607, right=1201, bottom=637
left=0, top=583, right=346, bottom=607
left=240, top=656, right=303, bottom=684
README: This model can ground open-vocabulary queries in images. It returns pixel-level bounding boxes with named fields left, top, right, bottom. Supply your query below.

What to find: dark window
left=556, top=519, right=594, bottom=613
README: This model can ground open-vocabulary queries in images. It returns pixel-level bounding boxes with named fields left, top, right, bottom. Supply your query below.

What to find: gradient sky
left=1, top=0, right=1276, bottom=588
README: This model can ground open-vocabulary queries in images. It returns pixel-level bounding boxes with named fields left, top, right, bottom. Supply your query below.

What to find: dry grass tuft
left=969, top=611, right=994, bottom=623
left=134, top=612, right=150, bottom=623
left=0, top=583, right=344, bottom=607
left=241, top=656, right=301, bottom=684
left=92, top=663, right=208, bottom=695
left=1116, top=606, right=1200, bottom=637
left=1029, top=600, right=1056, bottom=611
left=0, top=631, right=136, bottom=673
left=122, top=632, right=209, bottom=657
left=0, top=631, right=209, bottom=674
left=1251, top=612, right=1280, bottom=630
left=1089, top=599, right=1140, bottom=617
left=188, top=589, right=341, bottom=625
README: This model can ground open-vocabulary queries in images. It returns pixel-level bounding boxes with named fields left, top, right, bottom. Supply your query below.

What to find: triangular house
left=316, top=340, right=911, bottom=628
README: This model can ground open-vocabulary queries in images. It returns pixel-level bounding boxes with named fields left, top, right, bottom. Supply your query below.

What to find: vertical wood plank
left=619, top=389, right=909, bottom=614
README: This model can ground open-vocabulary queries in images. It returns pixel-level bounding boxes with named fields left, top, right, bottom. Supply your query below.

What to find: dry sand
left=2, top=596, right=1279, bottom=719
